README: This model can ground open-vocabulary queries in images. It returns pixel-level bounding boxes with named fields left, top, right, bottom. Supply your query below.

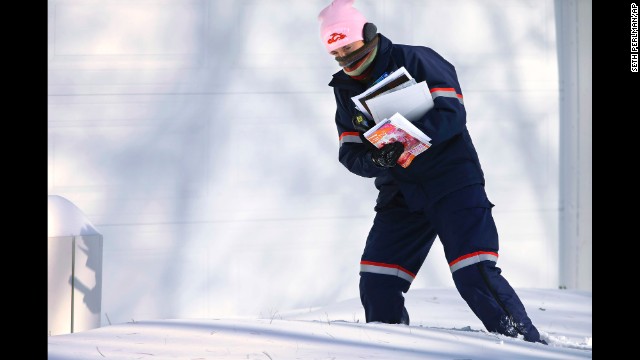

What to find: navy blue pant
left=359, top=184, right=542, bottom=343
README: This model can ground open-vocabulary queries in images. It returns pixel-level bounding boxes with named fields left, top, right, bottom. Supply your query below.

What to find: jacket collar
left=328, top=34, right=395, bottom=91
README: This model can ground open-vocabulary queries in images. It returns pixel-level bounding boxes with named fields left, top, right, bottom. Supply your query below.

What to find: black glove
left=370, top=142, right=404, bottom=168
left=352, top=112, right=376, bottom=133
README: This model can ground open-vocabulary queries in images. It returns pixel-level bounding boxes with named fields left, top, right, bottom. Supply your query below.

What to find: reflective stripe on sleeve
left=449, top=251, right=498, bottom=273
left=430, top=87, right=464, bottom=105
left=360, top=260, right=415, bottom=283
left=339, top=132, right=362, bottom=146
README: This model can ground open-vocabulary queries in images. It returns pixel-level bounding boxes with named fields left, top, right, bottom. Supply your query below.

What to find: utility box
left=48, top=195, right=103, bottom=336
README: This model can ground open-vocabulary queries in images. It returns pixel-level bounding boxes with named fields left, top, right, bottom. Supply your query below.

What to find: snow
left=48, top=287, right=591, bottom=359
left=46, top=196, right=591, bottom=359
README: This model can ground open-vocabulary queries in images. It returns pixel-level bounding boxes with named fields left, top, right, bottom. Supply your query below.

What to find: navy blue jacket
left=329, top=34, right=485, bottom=211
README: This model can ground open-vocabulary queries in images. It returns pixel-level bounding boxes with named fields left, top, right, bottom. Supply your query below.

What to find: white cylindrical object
left=48, top=195, right=103, bottom=335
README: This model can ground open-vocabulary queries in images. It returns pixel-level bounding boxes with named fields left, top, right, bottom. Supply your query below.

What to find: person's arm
left=334, top=88, right=388, bottom=178
left=406, top=48, right=467, bottom=146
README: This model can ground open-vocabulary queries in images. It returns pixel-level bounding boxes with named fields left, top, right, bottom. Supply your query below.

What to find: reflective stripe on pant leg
left=360, top=261, right=416, bottom=283
left=360, top=203, right=436, bottom=283
left=449, top=251, right=499, bottom=273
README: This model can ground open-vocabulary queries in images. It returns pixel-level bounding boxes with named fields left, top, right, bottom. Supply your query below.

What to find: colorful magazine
left=363, top=112, right=432, bottom=168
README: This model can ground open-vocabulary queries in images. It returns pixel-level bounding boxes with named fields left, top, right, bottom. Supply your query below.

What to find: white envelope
left=365, top=81, right=434, bottom=123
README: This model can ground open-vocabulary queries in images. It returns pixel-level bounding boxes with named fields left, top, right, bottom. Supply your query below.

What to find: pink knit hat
left=318, top=0, right=368, bottom=53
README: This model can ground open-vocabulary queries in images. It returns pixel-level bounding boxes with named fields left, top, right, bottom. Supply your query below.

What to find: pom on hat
left=318, top=0, right=368, bottom=53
